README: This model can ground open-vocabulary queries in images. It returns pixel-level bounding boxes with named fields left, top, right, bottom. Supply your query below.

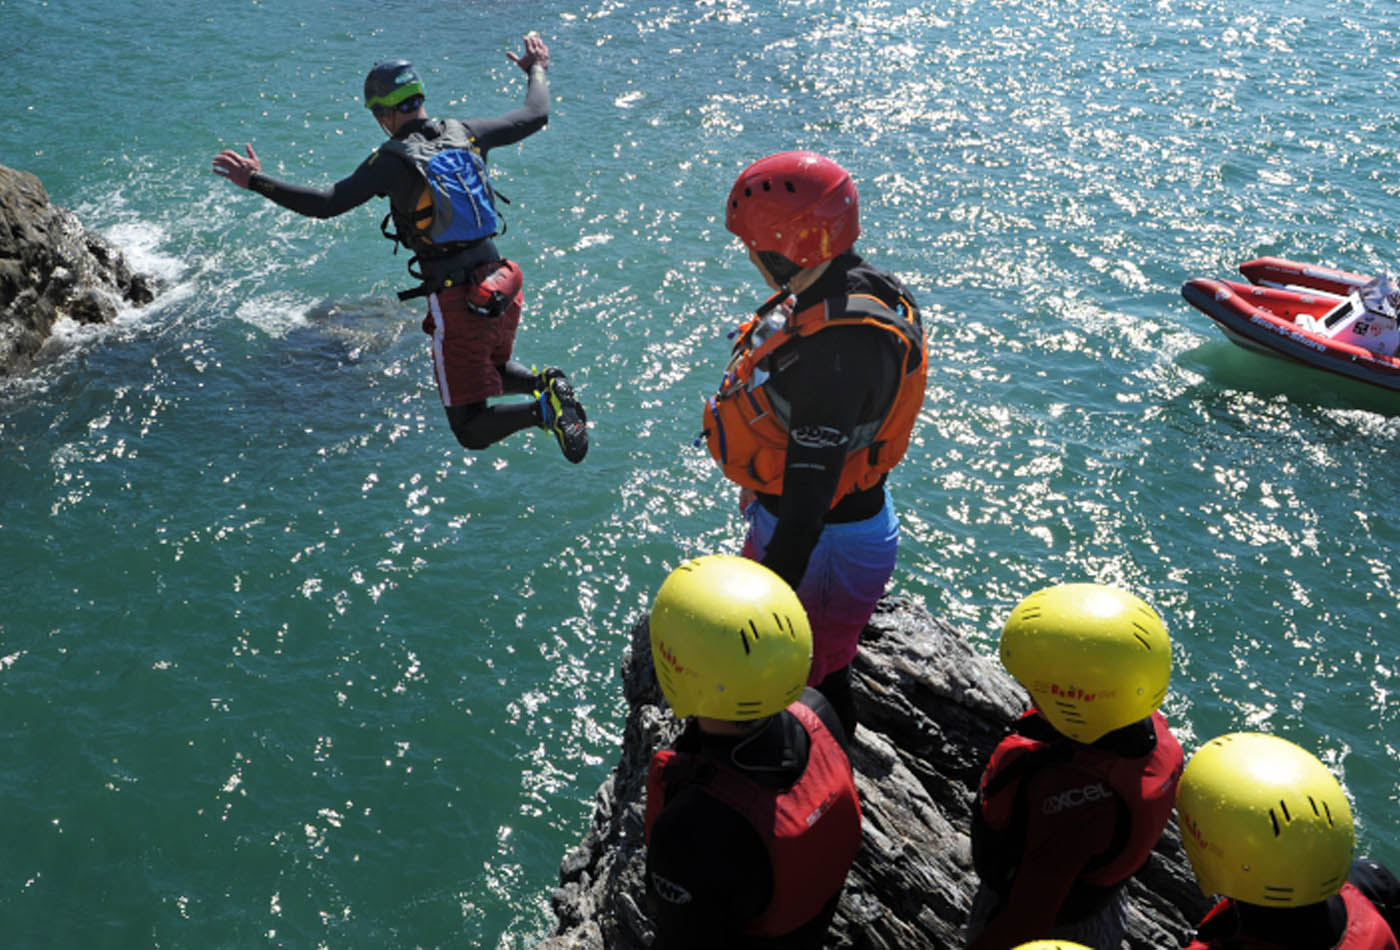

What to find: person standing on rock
left=1176, top=732, right=1400, bottom=950
left=211, top=35, right=588, bottom=463
left=701, top=151, right=928, bottom=737
left=967, top=583, right=1185, bottom=950
left=644, top=554, right=862, bottom=949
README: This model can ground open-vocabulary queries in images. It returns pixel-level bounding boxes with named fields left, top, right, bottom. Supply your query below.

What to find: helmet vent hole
left=1308, top=796, right=1320, bottom=817
left=784, top=181, right=796, bottom=193
left=744, top=188, right=752, bottom=197
left=1132, top=632, right=1151, bottom=650
left=762, top=181, right=771, bottom=191
left=774, top=612, right=795, bottom=639
left=1322, top=800, right=1334, bottom=826
left=738, top=628, right=751, bottom=655
left=1269, top=809, right=1281, bottom=836
left=1278, top=800, right=1291, bottom=823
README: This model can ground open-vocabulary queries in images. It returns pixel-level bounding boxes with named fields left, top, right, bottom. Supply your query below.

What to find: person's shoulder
left=840, top=256, right=917, bottom=306
left=795, top=687, right=849, bottom=748
left=1348, top=858, right=1400, bottom=934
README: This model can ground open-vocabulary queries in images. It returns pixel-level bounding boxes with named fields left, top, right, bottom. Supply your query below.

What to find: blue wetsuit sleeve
left=247, top=149, right=392, bottom=219
left=463, top=67, right=549, bottom=157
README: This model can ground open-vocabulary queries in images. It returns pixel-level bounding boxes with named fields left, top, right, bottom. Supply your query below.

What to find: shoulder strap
left=830, top=293, right=926, bottom=373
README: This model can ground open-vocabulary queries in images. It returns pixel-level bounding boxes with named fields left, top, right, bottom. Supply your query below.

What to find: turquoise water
left=2, top=0, right=1397, bottom=945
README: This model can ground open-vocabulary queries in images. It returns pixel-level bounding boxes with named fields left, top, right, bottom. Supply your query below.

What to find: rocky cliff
left=0, top=163, right=156, bottom=376
left=543, top=595, right=1211, bottom=949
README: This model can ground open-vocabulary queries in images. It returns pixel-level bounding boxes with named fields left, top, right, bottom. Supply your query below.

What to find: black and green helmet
left=364, top=60, right=424, bottom=112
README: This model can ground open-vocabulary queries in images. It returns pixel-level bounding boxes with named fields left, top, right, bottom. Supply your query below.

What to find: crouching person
left=1177, top=732, right=1400, bottom=949
left=968, top=583, right=1184, bottom=950
left=644, top=554, right=862, bottom=949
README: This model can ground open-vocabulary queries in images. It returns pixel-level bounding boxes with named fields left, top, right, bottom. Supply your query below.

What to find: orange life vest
left=702, top=292, right=927, bottom=505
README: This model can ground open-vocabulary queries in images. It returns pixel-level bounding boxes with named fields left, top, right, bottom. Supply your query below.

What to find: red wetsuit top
left=1184, top=883, right=1398, bottom=950
left=969, top=709, right=1184, bottom=950
left=644, top=690, right=862, bottom=946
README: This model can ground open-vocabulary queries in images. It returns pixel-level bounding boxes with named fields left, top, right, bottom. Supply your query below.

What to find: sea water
left=1, top=0, right=1396, bottom=946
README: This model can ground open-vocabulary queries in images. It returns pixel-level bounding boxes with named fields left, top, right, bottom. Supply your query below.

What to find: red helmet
left=725, top=151, right=860, bottom=269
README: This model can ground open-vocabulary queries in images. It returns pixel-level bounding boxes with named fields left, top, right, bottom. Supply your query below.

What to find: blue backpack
left=381, top=118, right=505, bottom=253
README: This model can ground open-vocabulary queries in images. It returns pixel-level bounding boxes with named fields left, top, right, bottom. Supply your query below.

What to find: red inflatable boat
left=1181, top=256, right=1400, bottom=391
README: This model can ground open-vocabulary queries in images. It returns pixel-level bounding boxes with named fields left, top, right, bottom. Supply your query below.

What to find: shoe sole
left=546, top=377, right=588, bottom=463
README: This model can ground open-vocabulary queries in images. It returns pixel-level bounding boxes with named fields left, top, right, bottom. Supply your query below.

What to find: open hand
left=211, top=143, right=261, bottom=189
left=506, top=32, right=550, bottom=73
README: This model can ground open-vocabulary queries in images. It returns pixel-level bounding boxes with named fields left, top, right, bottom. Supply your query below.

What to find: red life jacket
left=977, top=709, right=1183, bottom=890
left=702, top=292, right=927, bottom=506
left=1183, top=885, right=1399, bottom=950
left=643, top=701, right=863, bottom=937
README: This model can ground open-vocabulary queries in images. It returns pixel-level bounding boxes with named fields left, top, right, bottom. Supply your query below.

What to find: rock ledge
left=0, top=163, right=156, bottom=377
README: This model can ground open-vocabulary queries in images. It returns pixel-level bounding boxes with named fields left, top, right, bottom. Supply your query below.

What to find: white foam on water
left=233, top=291, right=313, bottom=338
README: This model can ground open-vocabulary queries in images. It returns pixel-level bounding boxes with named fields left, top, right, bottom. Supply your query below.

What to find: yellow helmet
left=999, top=583, right=1171, bottom=743
left=1012, top=943, right=1093, bottom=950
left=1177, top=732, right=1355, bottom=907
left=649, top=554, right=812, bottom=721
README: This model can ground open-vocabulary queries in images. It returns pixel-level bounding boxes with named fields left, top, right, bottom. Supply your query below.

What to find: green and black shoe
left=537, top=370, right=588, bottom=464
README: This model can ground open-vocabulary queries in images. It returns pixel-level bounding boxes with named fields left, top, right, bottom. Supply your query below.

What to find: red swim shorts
left=422, top=259, right=525, bottom=407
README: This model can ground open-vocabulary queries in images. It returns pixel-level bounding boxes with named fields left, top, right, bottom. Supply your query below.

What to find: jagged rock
left=543, top=595, right=1212, bottom=949
left=0, top=163, right=156, bottom=376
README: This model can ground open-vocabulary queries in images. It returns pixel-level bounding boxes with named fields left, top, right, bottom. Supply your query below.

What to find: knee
left=446, top=402, right=493, bottom=450
left=454, top=429, right=495, bottom=451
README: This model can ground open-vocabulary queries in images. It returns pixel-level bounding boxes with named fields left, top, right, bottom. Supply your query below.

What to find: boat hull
left=1181, top=271, right=1400, bottom=392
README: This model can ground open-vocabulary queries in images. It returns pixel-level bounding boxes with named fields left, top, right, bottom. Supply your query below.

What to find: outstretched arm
left=211, top=144, right=389, bottom=219
left=468, top=33, right=551, bottom=154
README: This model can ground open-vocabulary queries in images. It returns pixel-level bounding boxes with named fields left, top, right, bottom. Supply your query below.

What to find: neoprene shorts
left=423, top=259, right=524, bottom=406
left=741, top=493, right=899, bottom=685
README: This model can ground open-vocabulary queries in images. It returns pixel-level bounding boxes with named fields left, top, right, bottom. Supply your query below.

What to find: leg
left=444, top=401, right=541, bottom=451
left=742, top=495, right=899, bottom=707
left=498, top=359, right=539, bottom=396
left=812, top=664, right=857, bottom=740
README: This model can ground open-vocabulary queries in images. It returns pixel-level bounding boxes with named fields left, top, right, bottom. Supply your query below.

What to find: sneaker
left=538, top=372, right=588, bottom=463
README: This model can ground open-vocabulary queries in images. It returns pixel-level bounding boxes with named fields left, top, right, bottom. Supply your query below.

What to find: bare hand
left=506, top=32, right=550, bottom=73
left=212, top=143, right=262, bottom=189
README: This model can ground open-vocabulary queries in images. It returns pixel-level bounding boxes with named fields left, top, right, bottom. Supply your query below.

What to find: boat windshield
left=1321, top=294, right=1360, bottom=328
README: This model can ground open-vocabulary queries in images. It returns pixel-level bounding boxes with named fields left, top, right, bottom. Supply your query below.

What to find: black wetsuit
left=751, top=251, right=915, bottom=729
left=645, top=688, right=852, bottom=949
